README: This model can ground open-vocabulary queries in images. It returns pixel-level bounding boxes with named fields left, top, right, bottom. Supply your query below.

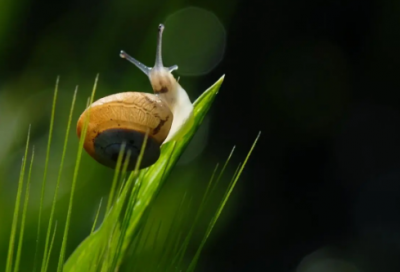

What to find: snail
left=77, top=24, right=194, bottom=170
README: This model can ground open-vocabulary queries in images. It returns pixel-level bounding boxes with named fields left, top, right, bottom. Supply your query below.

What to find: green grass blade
left=187, top=131, right=261, bottom=271
left=98, top=144, right=134, bottom=271
left=123, top=223, right=146, bottom=271
left=110, top=180, right=140, bottom=271
left=149, top=221, right=163, bottom=272
left=6, top=125, right=31, bottom=272
left=57, top=75, right=99, bottom=272
left=63, top=75, right=225, bottom=272
left=171, top=163, right=220, bottom=268
left=91, top=198, right=104, bottom=234
left=42, top=86, right=78, bottom=272
left=157, top=192, right=188, bottom=270
left=210, top=146, right=236, bottom=199
left=130, top=219, right=155, bottom=272
left=13, top=146, right=35, bottom=272
left=106, top=142, right=127, bottom=213
left=169, top=146, right=235, bottom=269
left=230, top=162, right=242, bottom=188
left=117, top=76, right=225, bottom=263
left=34, top=77, right=59, bottom=272
left=109, top=147, right=149, bottom=271
left=45, top=221, right=58, bottom=272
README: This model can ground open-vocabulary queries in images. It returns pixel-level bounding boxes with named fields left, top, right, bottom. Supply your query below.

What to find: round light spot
left=296, top=247, right=361, bottom=272
left=298, top=259, right=360, bottom=272
left=163, top=7, right=226, bottom=76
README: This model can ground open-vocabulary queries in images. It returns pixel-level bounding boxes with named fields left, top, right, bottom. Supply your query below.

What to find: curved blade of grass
left=14, top=146, right=35, bottom=272
left=57, top=75, right=99, bottom=272
left=165, top=146, right=236, bottom=270
left=173, top=145, right=236, bottom=268
left=187, top=131, right=261, bottom=271
left=45, top=220, right=58, bottom=271
left=156, top=191, right=189, bottom=270
left=170, top=163, right=220, bottom=268
left=63, top=75, right=225, bottom=271
left=91, top=198, right=103, bottom=234
left=110, top=132, right=149, bottom=272
left=42, top=86, right=78, bottom=272
left=33, top=77, right=59, bottom=272
left=6, top=125, right=31, bottom=272
left=106, top=142, right=127, bottom=214
left=117, top=75, right=225, bottom=263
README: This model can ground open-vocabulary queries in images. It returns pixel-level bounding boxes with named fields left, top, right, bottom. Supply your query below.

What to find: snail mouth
left=93, top=128, right=160, bottom=171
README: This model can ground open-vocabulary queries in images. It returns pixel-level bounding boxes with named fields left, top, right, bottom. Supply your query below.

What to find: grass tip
left=215, top=75, right=225, bottom=94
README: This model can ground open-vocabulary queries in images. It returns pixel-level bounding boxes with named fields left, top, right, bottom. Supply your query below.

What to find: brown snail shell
left=77, top=92, right=172, bottom=170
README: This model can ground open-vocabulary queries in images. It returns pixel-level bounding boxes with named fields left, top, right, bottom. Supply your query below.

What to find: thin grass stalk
left=207, top=146, right=237, bottom=203
left=106, top=142, right=127, bottom=213
left=123, top=142, right=177, bottom=269
left=42, top=86, right=78, bottom=272
left=129, top=219, right=155, bottom=272
left=171, top=163, right=220, bottom=267
left=97, top=143, right=129, bottom=271
left=45, top=221, right=58, bottom=271
left=115, top=143, right=177, bottom=267
left=91, top=198, right=104, bottom=234
left=6, top=125, right=31, bottom=272
left=157, top=192, right=188, bottom=269
left=110, top=132, right=149, bottom=271
left=112, top=129, right=149, bottom=270
left=148, top=221, right=163, bottom=272
left=123, top=216, right=150, bottom=271
left=100, top=219, right=118, bottom=271
left=14, top=146, right=35, bottom=272
left=117, top=168, right=130, bottom=207
left=165, top=196, right=195, bottom=271
left=111, top=182, right=141, bottom=271
left=106, top=134, right=152, bottom=270
left=187, top=132, right=261, bottom=271
left=57, top=75, right=99, bottom=271
left=35, top=77, right=59, bottom=272
left=88, top=197, right=106, bottom=272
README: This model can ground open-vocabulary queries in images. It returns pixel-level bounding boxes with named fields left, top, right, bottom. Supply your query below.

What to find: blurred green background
left=3, top=0, right=400, bottom=271
left=0, top=1, right=240, bottom=271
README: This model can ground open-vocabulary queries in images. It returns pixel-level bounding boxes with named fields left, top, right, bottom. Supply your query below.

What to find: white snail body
left=77, top=24, right=194, bottom=170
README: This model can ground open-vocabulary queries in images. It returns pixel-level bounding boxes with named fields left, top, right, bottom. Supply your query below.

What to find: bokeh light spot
left=163, top=7, right=226, bottom=76
left=296, top=246, right=361, bottom=272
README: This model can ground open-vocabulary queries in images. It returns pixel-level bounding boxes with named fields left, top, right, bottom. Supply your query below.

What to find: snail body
left=77, top=24, right=194, bottom=171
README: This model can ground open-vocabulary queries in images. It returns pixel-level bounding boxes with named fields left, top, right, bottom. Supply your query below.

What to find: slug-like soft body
left=77, top=24, right=194, bottom=170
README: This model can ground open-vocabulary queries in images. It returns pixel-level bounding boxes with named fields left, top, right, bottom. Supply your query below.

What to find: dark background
left=1, top=0, right=400, bottom=271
